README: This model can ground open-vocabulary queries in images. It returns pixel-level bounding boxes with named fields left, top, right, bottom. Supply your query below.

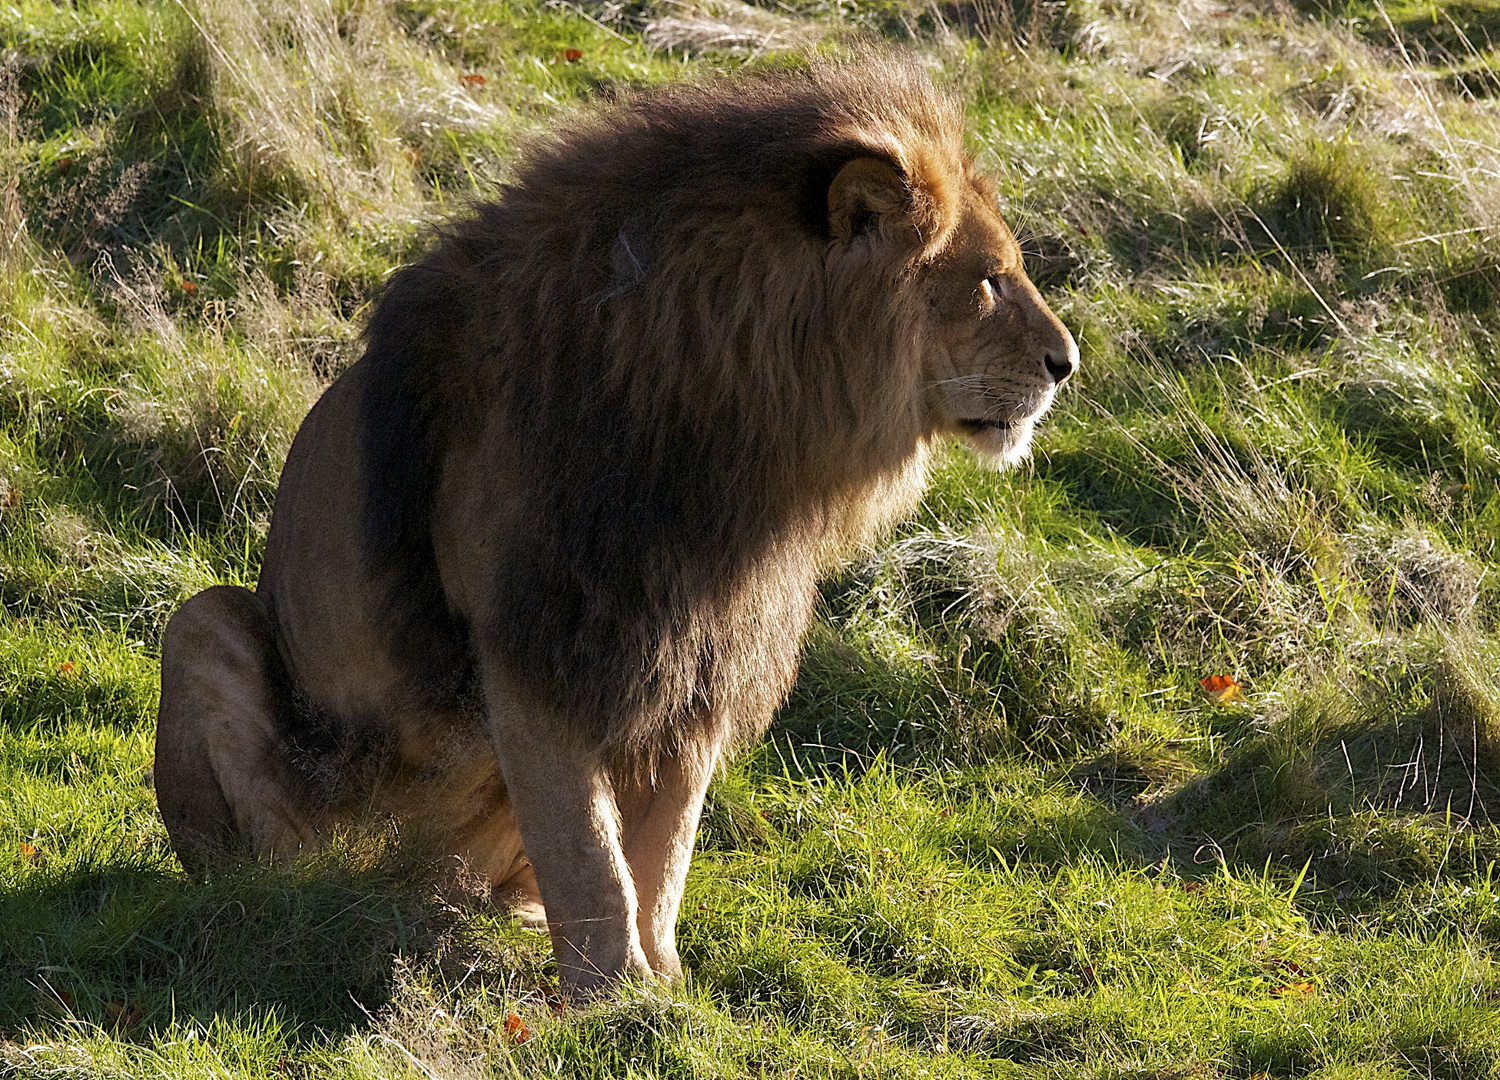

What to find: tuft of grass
left=1269, top=139, right=1397, bottom=263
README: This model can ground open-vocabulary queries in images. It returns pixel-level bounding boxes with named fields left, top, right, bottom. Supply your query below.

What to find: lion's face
left=917, top=182, right=1077, bottom=466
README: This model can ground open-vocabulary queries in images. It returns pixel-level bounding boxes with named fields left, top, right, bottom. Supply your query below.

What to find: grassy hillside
left=5, top=0, right=1500, bottom=1075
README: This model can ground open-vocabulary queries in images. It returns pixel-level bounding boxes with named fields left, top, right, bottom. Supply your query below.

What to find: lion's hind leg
left=495, top=863, right=548, bottom=929
left=155, top=585, right=319, bottom=873
left=432, top=790, right=549, bottom=929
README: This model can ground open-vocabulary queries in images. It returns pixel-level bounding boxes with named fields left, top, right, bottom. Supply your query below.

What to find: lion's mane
left=356, top=53, right=966, bottom=764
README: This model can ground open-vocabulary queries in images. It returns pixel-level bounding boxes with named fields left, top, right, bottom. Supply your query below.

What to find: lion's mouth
left=958, top=419, right=1012, bottom=434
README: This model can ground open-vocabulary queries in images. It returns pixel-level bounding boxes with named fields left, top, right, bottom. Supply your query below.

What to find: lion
left=154, top=50, right=1077, bottom=997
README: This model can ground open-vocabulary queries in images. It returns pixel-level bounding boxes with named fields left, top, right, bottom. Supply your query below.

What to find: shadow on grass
left=1074, top=659, right=1500, bottom=909
left=1155, top=724, right=1500, bottom=902
left=777, top=594, right=1500, bottom=909
left=0, top=848, right=469, bottom=1042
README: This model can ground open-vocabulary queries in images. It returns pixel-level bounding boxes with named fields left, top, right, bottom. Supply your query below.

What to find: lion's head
left=917, top=177, right=1077, bottom=464
left=820, top=111, right=1077, bottom=471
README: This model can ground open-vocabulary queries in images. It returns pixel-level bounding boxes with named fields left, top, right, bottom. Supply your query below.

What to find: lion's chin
left=957, top=417, right=1035, bottom=468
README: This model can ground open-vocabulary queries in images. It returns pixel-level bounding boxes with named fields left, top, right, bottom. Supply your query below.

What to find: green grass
left=5, top=0, right=1500, bottom=1075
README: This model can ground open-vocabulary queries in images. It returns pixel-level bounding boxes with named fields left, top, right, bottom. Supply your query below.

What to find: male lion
left=155, top=51, right=1077, bottom=997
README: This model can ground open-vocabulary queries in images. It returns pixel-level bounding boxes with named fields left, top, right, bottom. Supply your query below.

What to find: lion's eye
left=978, top=277, right=998, bottom=310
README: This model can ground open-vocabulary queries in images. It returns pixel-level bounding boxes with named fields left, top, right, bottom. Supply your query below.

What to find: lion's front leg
left=481, top=671, right=653, bottom=997
left=616, top=736, right=724, bottom=979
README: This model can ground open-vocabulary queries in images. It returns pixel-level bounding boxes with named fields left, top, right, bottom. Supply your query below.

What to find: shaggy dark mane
left=359, top=51, right=965, bottom=762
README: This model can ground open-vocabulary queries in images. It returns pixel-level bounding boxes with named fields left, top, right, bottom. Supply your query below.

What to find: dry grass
left=640, top=0, right=822, bottom=55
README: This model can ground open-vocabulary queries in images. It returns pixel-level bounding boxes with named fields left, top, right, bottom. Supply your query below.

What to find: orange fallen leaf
left=19, top=842, right=38, bottom=861
left=3, top=487, right=18, bottom=507
left=461, top=72, right=486, bottom=87
left=1200, top=673, right=1244, bottom=703
left=504, top=1012, right=531, bottom=1043
left=59, top=661, right=75, bottom=675
left=562, top=48, right=583, bottom=62
left=179, top=280, right=197, bottom=294
left=1273, top=981, right=1315, bottom=996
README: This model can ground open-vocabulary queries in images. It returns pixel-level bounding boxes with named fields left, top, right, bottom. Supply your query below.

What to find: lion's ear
left=827, top=156, right=909, bottom=243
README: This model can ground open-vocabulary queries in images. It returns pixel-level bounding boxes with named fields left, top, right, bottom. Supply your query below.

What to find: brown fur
left=155, top=49, right=1077, bottom=996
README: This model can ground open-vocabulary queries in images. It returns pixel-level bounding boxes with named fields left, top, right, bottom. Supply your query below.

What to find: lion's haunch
left=154, top=48, right=1075, bottom=998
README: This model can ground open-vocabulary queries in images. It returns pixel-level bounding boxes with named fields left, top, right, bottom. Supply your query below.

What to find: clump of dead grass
left=1269, top=138, right=1397, bottom=261
left=1090, top=360, right=1348, bottom=578
left=1350, top=522, right=1484, bottom=627
left=235, top=266, right=363, bottom=380
left=640, top=0, right=820, bottom=55
left=795, top=525, right=1115, bottom=761
left=1415, top=639, right=1500, bottom=816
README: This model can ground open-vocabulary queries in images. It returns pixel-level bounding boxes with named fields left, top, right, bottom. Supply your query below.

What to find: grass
left=4, top=0, right=1500, bottom=1074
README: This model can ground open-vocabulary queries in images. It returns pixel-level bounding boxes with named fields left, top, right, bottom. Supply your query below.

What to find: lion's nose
left=1043, top=341, right=1078, bottom=385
